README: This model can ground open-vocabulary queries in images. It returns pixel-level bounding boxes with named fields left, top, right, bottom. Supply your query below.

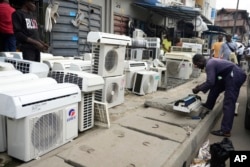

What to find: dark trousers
left=204, top=66, right=246, bottom=132
left=0, top=33, right=16, bottom=51
left=20, top=44, right=40, bottom=62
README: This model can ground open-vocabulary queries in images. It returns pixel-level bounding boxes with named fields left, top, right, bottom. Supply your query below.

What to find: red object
left=0, top=3, right=15, bottom=34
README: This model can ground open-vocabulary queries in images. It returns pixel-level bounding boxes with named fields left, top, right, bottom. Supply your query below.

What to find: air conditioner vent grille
left=130, top=63, right=146, bottom=67
left=82, top=93, right=93, bottom=129
left=48, top=71, right=65, bottom=83
left=92, top=45, right=100, bottom=74
left=94, top=90, right=103, bottom=102
left=64, top=73, right=83, bottom=90
left=5, top=59, right=31, bottom=73
left=30, top=112, right=63, bottom=156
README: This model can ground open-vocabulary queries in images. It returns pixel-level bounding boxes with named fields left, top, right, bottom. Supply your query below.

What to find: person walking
left=192, top=54, right=246, bottom=137
left=0, top=0, right=16, bottom=51
left=219, top=34, right=238, bottom=64
left=211, top=35, right=223, bottom=58
left=12, top=0, right=48, bottom=62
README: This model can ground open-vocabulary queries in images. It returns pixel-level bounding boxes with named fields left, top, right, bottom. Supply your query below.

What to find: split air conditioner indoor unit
left=132, top=71, right=159, bottom=96
left=69, top=60, right=91, bottom=72
left=0, top=70, right=22, bottom=77
left=0, top=57, right=49, bottom=78
left=0, top=73, right=38, bottom=85
left=49, top=70, right=104, bottom=131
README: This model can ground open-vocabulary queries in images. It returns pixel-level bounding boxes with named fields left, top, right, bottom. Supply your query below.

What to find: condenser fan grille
left=106, top=82, right=118, bottom=103
left=142, top=75, right=154, bottom=94
left=30, top=112, right=63, bottom=155
left=65, top=73, right=83, bottom=90
left=82, top=93, right=94, bottom=129
left=48, top=71, right=65, bottom=83
left=105, top=50, right=118, bottom=72
left=167, top=61, right=180, bottom=76
left=16, top=62, right=30, bottom=73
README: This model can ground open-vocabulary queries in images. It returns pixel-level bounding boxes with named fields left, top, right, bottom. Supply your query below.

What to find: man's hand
left=192, top=87, right=199, bottom=94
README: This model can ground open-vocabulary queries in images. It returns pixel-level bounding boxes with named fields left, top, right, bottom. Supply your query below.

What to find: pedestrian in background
left=162, top=34, right=172, bottom=53
left=211, top=35, right=223, bottom=58
left=192, top=54, right=246, bottom=137
left=12, top=0, right=48, bottom=62
left=219, top=34, right=238, bottom=64
left=0, top=0, right=16, bottom=51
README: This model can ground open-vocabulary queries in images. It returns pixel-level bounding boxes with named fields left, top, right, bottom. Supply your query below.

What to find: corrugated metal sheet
left=50, top=0, right=101, bottom=57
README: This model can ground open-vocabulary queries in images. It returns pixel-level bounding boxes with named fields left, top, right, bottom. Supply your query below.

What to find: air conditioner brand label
left=67, top=108, right=76, bottom=122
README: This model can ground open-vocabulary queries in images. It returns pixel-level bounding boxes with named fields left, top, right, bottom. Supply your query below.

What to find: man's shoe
left=211, top=130, right=231, bottom=137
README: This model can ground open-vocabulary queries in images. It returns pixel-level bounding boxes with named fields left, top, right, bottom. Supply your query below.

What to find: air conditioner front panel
left=92, top=45, right=125, bottom=77
left=0, top=73, right=38, bottom=85
left=7, top=103, right=78, bottom=162
left=0, top=52, right=23, bottom=59
left=0, top=62, right=15, bottom=71
left=101, top=75, right=125, bottom=108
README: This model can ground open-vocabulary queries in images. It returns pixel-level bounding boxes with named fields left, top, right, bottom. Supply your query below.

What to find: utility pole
left=233, top=0, right=240, bottom=35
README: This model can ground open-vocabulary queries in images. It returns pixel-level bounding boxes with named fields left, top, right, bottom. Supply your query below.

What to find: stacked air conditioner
left=0, top=81, right=81, bottom=162
left=0, top=52, right=23, bottom=59
left=0, top=57, right=49, bottom=78
left=87, top=31, right=131, bottom=108
left=164, top=46, right=194, bottom=80
left=49, top=70, right=104, bottom=132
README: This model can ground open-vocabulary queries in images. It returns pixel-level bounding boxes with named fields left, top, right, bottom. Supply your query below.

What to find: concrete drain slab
left=58, top=126, right=179, bottom=167
left=119, top=115, right=187, bottom=142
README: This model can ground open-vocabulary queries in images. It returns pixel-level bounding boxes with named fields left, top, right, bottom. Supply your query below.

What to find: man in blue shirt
left=192, top=54, right=246, bottom=137
left=219, top=34, right=237, bottom=61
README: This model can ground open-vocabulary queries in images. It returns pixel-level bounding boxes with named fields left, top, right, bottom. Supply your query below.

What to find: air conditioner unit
left=150, top=67, right=167, bottom=89
left=52, top=60, right=88, bottom=71
left=0, top=62, right=15, bottom=71
left=69, top=60, right=91, bottom=72
left=87, top=31, right=131, bottom=46
left=1, top=57, right=49, bottom=78
left=0, top=83, right=81, bottom=119
left=0, top=77, right=57, bottom=153
left=7, top=103, right=78, bottom=162
left=182, top=42, right=203, bottom=54
left=40, top=53, right=64, bottom=62
left=95, top=75, right=125, bottom=108
left=0, top=73, right=38, bottom=85
left=166, top=59, right=193, bottom=79
left=87, top=31, right=131, bottom=77
left=48, top=70, right=104, bottom=131
left=132, top=71, right=159, bottom=96
left=0, top=52, right=23, bottom=59
left=124, top=60, right=147, bottom=89
left=0, top=70, right=23, bottom=77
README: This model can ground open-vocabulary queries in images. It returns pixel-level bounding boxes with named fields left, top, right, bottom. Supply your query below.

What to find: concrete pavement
left=1, top=73, right=224, bottom=167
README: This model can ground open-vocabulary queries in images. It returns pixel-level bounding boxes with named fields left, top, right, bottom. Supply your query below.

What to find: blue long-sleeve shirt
left=219, top=42, right=237, bottom=60
left=197, top=58, right=235, bottom=93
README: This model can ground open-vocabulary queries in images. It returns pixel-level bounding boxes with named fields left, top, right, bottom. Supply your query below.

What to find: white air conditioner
left=91, top=44, right=126, bottom=77
left=132, top=71, right=159, bottom=95
left=69, top=60, right=91, bottom=72
left=0, top=62, right=15, bottom=71
left=87, top=31, right=131, bottom=46
left=0, top=70, right=22, bottom=77
left=167, top=59, right=193, bottom=79
left=48, top=70, right=104, bottom=131
left=182, top=42, right=203, bottom=54
left=124, top=60, right=147, bottom=89
left=95, top=75, right=125, bottom=108
left=0, top=73, right=38, bottom=85
left=7, top=103, right=78, bottom=162
left=150, top=67, right=167, bottom=88
left=0, top=77, right=57, bottom=153
left=52, top=60, right=88, bottom=71
left=0, top=83, right=81, bottom=119
left=1, top=57, right=49, bottom=78
left=40, top=53, right=65, bottom=62
left=0, top=52, right=23, bottom=59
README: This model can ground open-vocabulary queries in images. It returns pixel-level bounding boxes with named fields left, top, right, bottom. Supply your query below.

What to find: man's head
left=192, top=54, right=206, bottom=69
left=218, top=35, right=223, bottom=42
left=226, top=34, right=232, bottom=42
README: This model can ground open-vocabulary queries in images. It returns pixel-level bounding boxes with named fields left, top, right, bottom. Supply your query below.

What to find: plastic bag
left=210, top=138, right=234, bottom=167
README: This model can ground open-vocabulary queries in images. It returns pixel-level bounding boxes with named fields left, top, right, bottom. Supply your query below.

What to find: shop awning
left=203, top=25, right=226, bottom=34
left=133, top=2, right=212, bottom=24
